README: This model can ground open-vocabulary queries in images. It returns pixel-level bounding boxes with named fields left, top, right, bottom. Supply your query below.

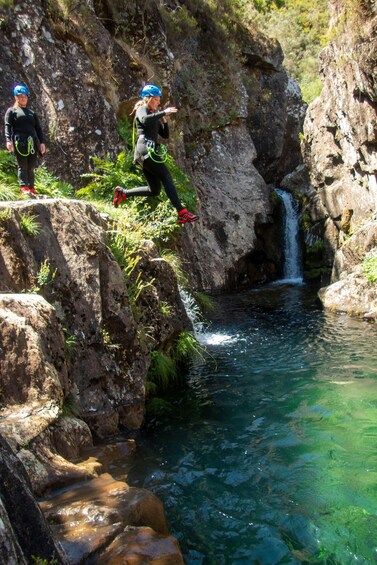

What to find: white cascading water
left=179, top=288, right=234, bottom=345
left=180, top=190, right=302, bottom=342
left=275, top=188, right=303, bottom=284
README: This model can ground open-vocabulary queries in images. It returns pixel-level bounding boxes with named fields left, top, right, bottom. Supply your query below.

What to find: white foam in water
left=179, top=287, right=236, bottom=346
left=271, top=277, right=304, bottom=286
left=197, top=332, right=235, bottom=345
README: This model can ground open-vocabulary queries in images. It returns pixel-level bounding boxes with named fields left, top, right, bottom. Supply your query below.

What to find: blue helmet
left=14, top=85, right=29, bottom=96
left=141, top=84, right=162, bottom=98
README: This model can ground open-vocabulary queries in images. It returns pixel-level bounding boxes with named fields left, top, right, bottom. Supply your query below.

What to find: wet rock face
left=0, top=434, right=68, bottom=564
left=301, top=0, right=377, bottom=315
left=180, top=125, right=274, bottom=290
left=302, top=0, right=377, bottom=229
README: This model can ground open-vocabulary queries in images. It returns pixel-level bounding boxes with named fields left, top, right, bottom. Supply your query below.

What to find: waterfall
left=275, top=188, right=303, bottom=283
left=179, top=288, right=234, bottom=345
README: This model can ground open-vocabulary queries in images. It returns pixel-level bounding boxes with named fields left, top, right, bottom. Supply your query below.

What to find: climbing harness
left=15, top=135, right=35, bottom=157
left=132, top=117, right=168, bottom=163
left=146, top=139, right=168, bottom=163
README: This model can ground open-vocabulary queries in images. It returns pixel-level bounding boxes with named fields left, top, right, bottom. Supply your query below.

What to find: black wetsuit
left=124, top=104, right=183, bottom=211
left=4, top=106, right=45, bottom=189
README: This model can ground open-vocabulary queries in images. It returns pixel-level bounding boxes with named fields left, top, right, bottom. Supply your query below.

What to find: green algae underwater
left=124, top=284, right=377, bottom=565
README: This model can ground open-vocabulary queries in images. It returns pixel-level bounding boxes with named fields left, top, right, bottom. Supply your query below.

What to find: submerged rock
left=40, top=473, right=184, bottom=564
left=96, top=526, right=185, bottom=565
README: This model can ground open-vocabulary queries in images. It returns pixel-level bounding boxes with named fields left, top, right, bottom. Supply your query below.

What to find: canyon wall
left=0, top=0, right=306, bottom=289
left=300, top=0, right=377, bottom=316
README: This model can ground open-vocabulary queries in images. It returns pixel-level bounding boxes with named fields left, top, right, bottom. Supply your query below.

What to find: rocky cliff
left=0, top=198, right=189, bottom=561
left=0, top=0, right=306, bottom=289
left=300, top=0, right=377, bottom=317
left=0, top=199, right=191, bottom=491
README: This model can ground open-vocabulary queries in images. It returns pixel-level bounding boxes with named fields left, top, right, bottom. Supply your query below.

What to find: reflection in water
left=126, top=285, right=377, bottom=565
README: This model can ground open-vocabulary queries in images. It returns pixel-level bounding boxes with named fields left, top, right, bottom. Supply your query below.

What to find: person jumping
left=113, top=84, right=198, bottom=224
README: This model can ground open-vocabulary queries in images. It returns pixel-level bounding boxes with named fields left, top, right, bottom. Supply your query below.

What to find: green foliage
left=189, top=0, right=330, bottom=104
left=30, top=259, right=57, bottom=293
left=0, top=0, right=13, bottom=9
left=253, top=0, right=330, bottom=102
left=78, top=152, right=142, bottom=201
left=304, top=239, right=328, bottom=280
left=301, top=210, right=312, bottom=231
left=0, top=208, right=12, bottom=223
left=0, top=149, right=19, bottom=201
left=118, top=117, right=134, bottom=145
left=19, top=213, right=41, bottom=236
left=35, top=165, right=75, bottom=198
left=0, top=150, right=74, bottom=200
left=242, top=0, right=284, bottom=13
left=175, top=331, right=206, bottom=362
left=47, top=0, right=74, bottom=20
left=160, top=249, right=190, bottom=288
left=146, top=396, right=173, bottom=417
left=160, top=301, right=172, bottom=317
left=106, top=230, right=156, bottom=322
left=159, top=3, right=200, bottom=47
left=148, top=350, right=177, bottom=390
left=362, top=253, right=377, bottom=284
left=61, top=396, right=79, bottom=417
left=100, top=327, right=121, bottom=349
left=63, top=329, right=77, bottom=357
left=148, top=331, right=205, bottom=394
left=195, top=291, right=216, bottom=313
left=31, top=557, right=58, bottom=565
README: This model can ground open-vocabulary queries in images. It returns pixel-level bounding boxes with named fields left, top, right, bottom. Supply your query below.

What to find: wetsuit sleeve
left=4, top=108, right=13, bottom=142
left=137, top=105, right=166, bottom=125
left=159, top=122, right=169, bottom=139
left=34, top=112, right=45, bottom=144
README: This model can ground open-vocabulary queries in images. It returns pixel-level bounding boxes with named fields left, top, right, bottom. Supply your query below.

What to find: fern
left=19, top=213, right=41, bottom=236
left=35, top=165, right=74, bottom=198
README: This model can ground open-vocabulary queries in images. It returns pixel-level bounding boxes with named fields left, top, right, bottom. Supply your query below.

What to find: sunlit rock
left=40, top=473, right=178, bottom=563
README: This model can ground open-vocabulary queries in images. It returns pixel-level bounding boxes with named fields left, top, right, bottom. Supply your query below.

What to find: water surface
left=127, top=285, right=377, bottom=565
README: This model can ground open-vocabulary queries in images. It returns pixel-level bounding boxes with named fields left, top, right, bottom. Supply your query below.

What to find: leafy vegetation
left=31, top=556, right=58, bottom=565
left=147, top=331, right=205, bottom=393
left=164, top=0, right=330, bottom=104
left=63, top=330, right=77, bottom=357
left=0, top=115, right=203, bottom=400
left=35, top=165, right=75, bottom=198
left=0, top=150, right=19, bottom=201
left=255, top=0, right=330, bottom=102
left=31, top=259, right=57, bottom=293
left=362, top=253, right=377, bottom=284
left=19, top=212, right=41, bottom=236
left=0, top=0, right=13, bottom=9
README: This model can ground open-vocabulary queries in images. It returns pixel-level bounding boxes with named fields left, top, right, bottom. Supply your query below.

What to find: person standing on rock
left=113, top=84, right=198, bottom=224
left=4, top=84, right=46, bottom=196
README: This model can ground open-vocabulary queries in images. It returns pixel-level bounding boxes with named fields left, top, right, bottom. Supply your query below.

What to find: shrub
left=19, top=213, right=41, bottom=236
left=362, top=253, right=377, bottom=284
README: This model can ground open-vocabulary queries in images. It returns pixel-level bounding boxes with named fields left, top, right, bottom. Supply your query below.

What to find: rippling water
left=127, top=284, right=377, bottom=565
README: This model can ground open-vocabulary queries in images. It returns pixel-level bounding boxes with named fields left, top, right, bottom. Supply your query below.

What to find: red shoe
left=113, top=186, right=127, bottom=208
left=178, top=208, right=199, bottom=224
left=21, top=186, right=37, bottom=197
